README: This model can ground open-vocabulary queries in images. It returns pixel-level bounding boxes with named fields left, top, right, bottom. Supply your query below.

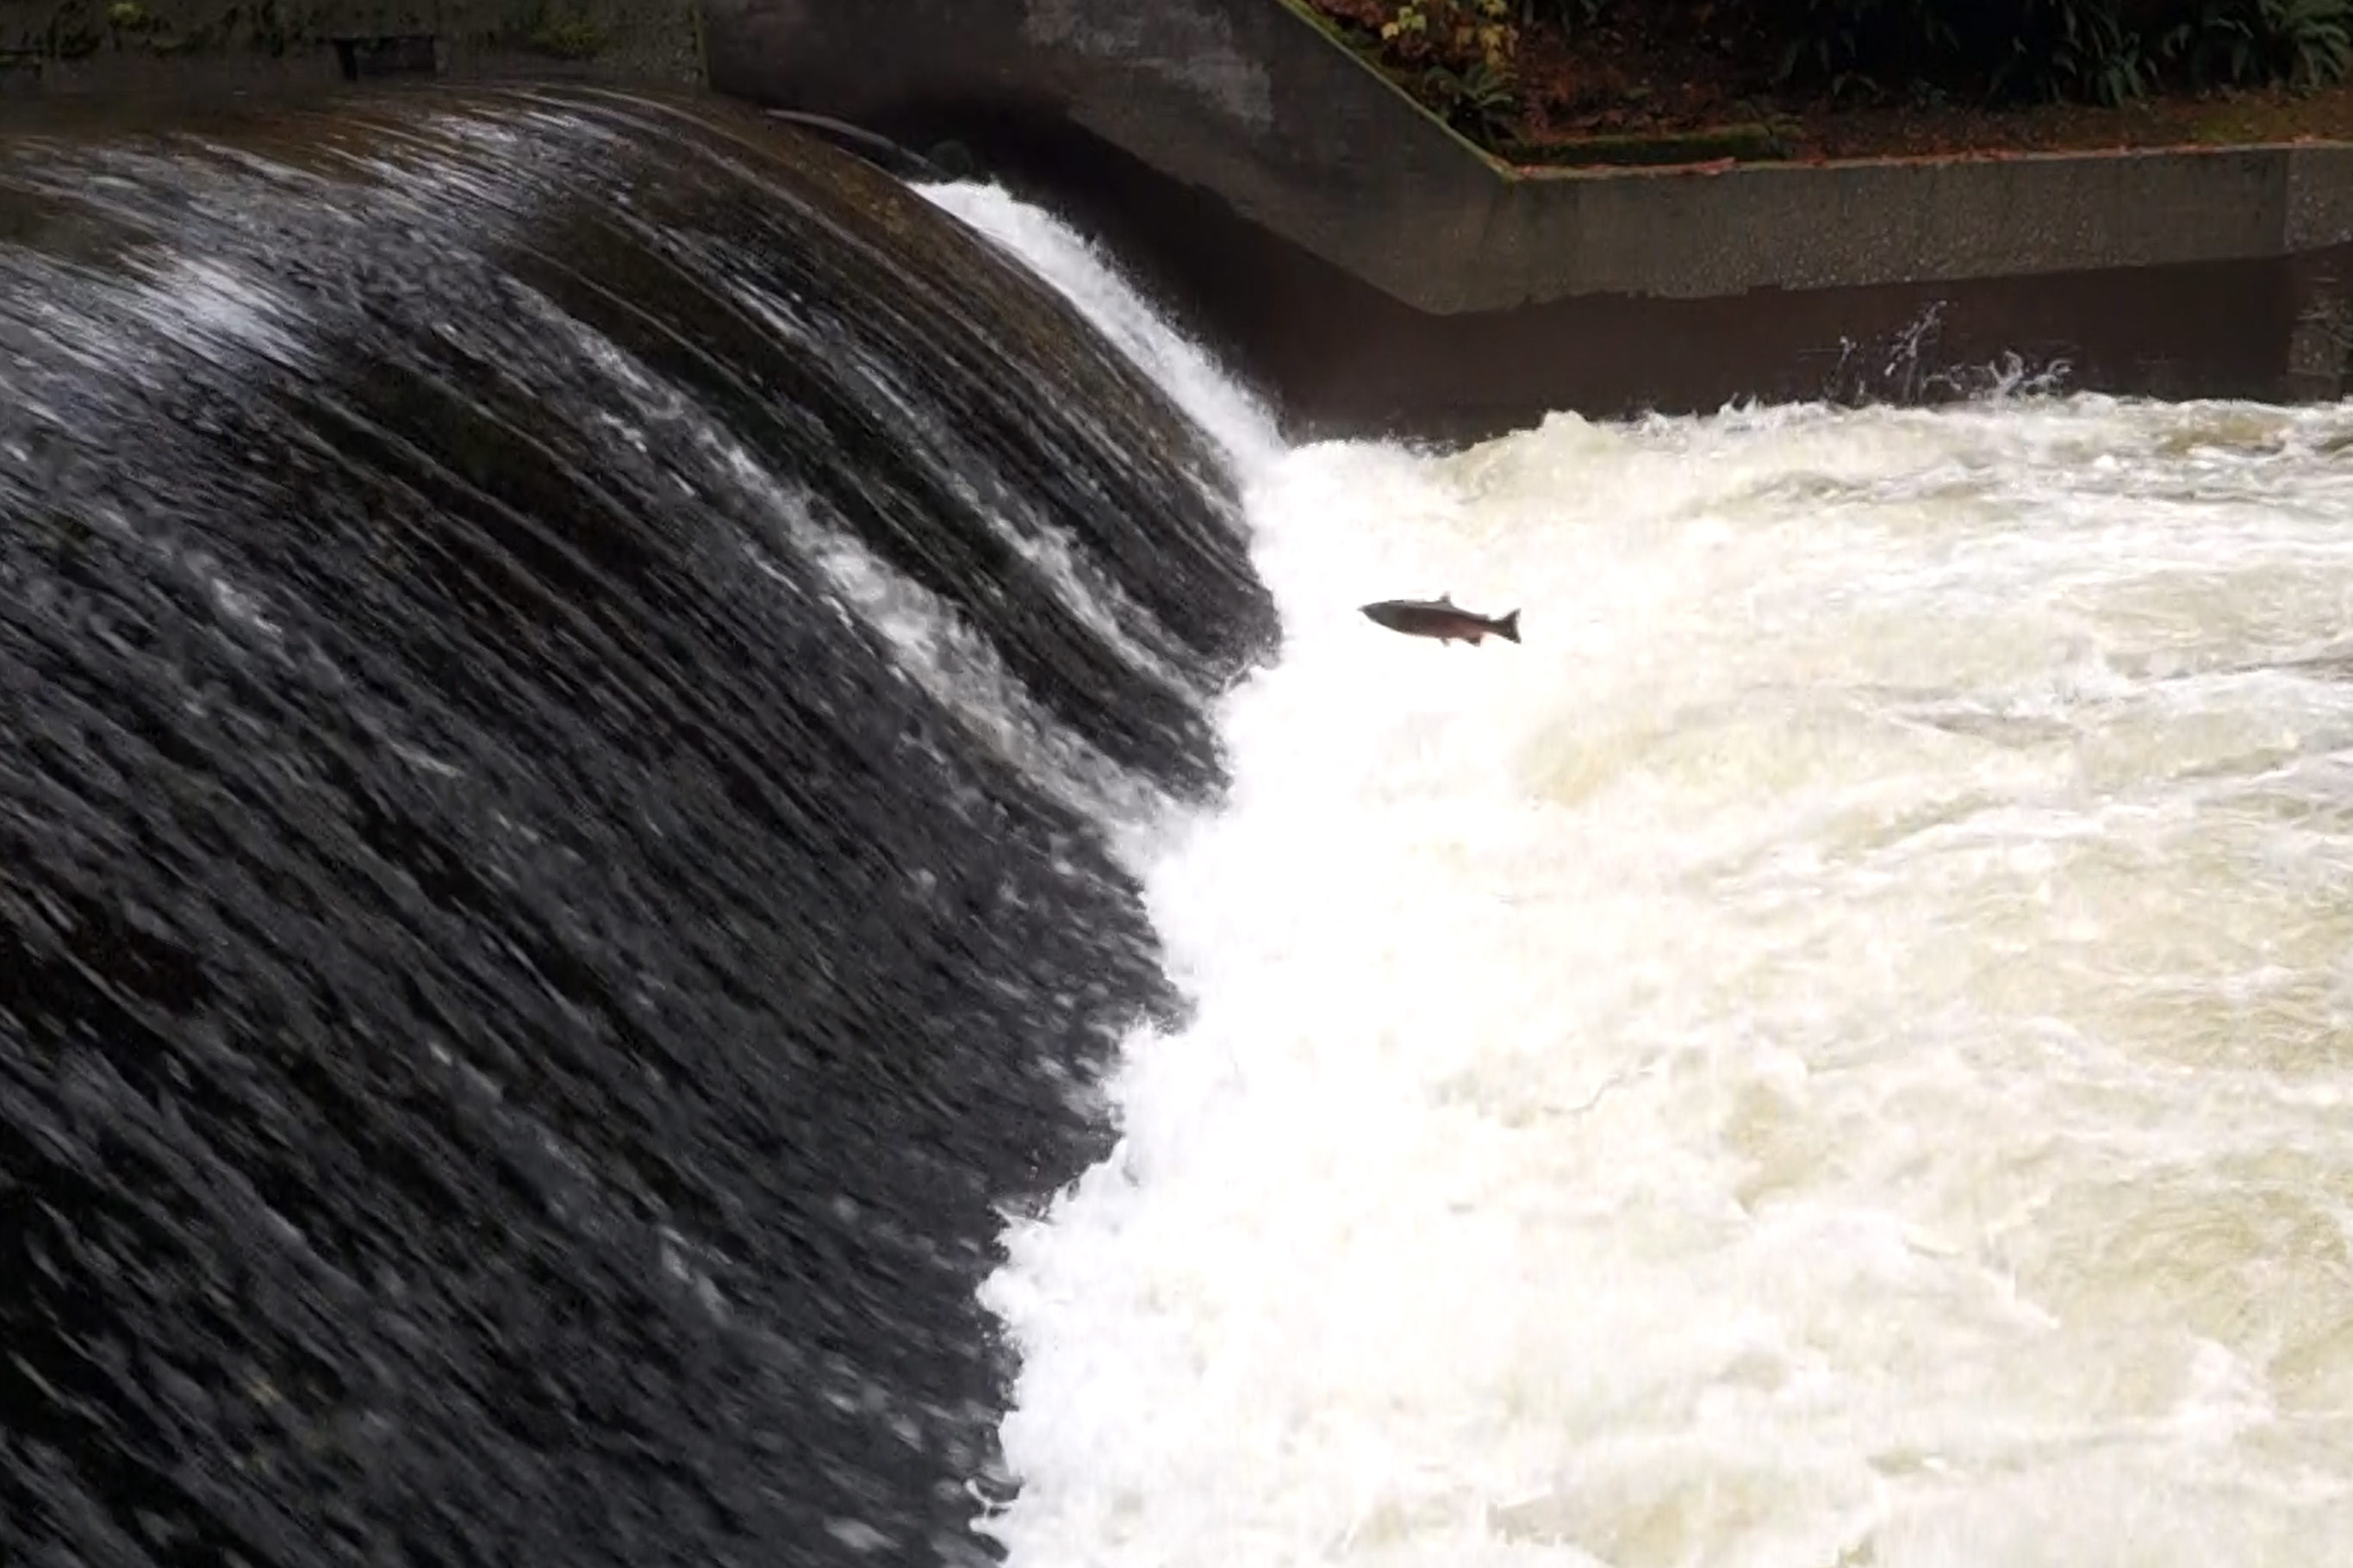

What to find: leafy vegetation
left=1752, top=0, right=2353, bottom=105
left=1345, top=0, right=1523, bottom=140
left=1309, top=0, right=2353, bottom=152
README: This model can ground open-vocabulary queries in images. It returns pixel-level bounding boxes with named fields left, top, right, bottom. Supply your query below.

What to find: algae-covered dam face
left=0, top=85, right=1275, bottom=1565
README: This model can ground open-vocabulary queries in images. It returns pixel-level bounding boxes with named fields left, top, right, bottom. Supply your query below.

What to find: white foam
left=954, top=192, right=2353, bottom=1568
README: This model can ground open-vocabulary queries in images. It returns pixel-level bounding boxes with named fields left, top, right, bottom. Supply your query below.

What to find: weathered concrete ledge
left=0, top=0, right=704, bottom=102
left=697, top=0, right=2353, bottom=441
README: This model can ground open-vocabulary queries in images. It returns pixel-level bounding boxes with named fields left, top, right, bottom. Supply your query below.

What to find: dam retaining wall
left=0, top=0, right=704, bottom=100
left=696, top=0, right=2353, bottom=441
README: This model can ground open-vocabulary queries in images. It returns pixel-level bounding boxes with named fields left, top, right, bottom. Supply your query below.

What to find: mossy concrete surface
left=0, top=0, right=704, bottom=96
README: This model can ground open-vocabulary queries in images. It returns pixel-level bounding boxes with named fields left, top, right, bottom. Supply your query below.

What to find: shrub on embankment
left=1308, top=0, right=2353, bottom=150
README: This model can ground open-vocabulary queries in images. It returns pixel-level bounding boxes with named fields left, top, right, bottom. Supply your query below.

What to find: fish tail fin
left=1497, top=609, right=1521, bottom=644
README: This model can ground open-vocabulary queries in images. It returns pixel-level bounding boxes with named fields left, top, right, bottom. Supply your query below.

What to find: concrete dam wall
left=0, top=0, right=704, bottom=98
left=695, top=0, right=2353, bottom=441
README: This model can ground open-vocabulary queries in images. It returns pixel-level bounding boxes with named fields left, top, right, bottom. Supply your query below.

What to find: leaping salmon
left=1359, top=593, right=1521, bottom=646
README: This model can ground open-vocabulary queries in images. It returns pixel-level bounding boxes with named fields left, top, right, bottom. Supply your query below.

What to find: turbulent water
left=7, top=78, right=2353, bottom=1568
left=935, top=202, right=2353, bottom=1566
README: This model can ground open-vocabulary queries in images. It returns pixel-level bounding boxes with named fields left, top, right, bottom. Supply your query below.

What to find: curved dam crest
left=0, top=84, right=1275, bottom=1566
left=20, top=0, right=2353, bottom=439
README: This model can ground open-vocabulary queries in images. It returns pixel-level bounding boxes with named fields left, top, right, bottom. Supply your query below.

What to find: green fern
left=2266, top=0, right=2352, bottom=84
left=1423, top=58, right=1519, bottom=140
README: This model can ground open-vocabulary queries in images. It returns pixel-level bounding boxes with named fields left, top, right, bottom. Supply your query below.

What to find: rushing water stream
left=0, top=86, right=1273, bottom=1568
left=939, top=190, right=2353, bottom=1567
left=5, top=80, right=2352, bottom=1568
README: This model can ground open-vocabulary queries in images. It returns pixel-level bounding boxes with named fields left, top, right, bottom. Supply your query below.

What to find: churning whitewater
left=937, top=188, right=2353, bottom=1566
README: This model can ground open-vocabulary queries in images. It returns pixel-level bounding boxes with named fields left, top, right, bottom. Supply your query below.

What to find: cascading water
left=942, top=196, right=2353, bottom=1567
left=0, top=86, right=1273, bottom=1568
left=8, top=77, right=2353, bottom=1568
